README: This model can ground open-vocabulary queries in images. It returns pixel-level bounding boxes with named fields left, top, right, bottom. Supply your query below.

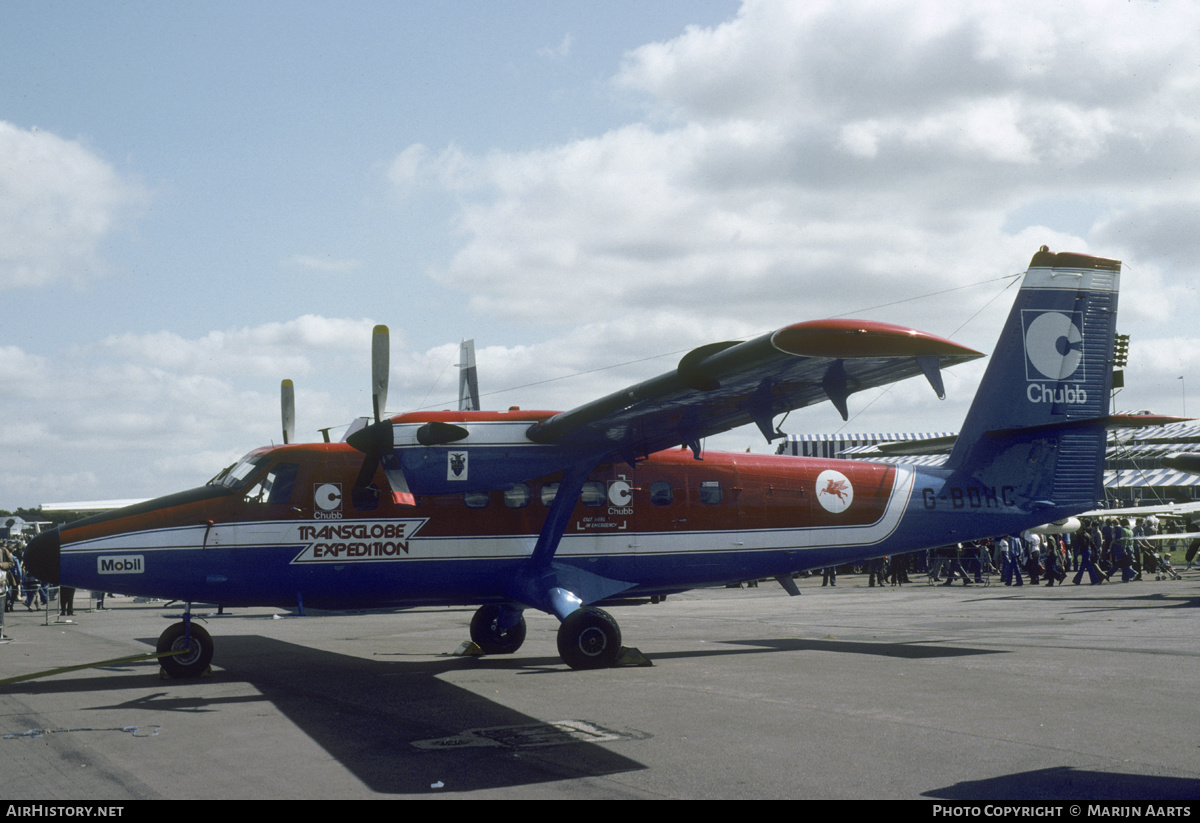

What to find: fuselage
left=35, top=429, right=1032, bottom=611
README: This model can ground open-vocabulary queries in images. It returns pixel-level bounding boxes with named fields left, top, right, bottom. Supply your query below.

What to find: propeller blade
left=350, top=324, right=417, bottom=507
left=372, top=324, right=389, bottom=423
left=281, top=379, right=296, bottom=445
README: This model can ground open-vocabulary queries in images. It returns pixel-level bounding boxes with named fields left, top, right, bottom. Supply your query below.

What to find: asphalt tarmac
left=1, top=572, right=1198, bottom=800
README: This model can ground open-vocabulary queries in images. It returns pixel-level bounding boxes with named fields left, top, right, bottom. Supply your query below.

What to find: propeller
left=371, top=324, right=389, bottom=424
left=281, top=379, right=296, bottom=445
left=347, top=324, right=415, bottom=506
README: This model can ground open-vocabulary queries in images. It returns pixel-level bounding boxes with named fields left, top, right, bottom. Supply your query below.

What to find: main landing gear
left=469, top=604, right=528, bottom=655
left=468, top=603, right=625, bottom=670
left=156, top=620, right=214, bottom=679
left=556, top=606, right=622, bottom=670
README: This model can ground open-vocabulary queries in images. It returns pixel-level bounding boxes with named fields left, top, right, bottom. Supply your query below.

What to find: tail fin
left=945, top=247, right=1120, bottom=516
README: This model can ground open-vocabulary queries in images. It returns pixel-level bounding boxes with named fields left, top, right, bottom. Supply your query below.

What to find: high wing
left=371, top=318, right=983, bottom=500
left=525, top=319, right=982, bottom=461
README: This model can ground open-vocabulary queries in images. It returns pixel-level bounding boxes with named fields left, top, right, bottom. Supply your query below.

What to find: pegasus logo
left=822, top=478, right=849, bottom=501
left=816, top=469, right=854, bottom=513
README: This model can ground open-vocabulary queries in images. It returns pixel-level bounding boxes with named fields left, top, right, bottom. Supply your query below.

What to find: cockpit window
left=244, top=462, right=301, bottom=504
left=209, top=454, right=267, bottom=491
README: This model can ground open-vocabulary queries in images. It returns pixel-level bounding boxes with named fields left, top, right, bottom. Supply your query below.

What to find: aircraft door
left=233, top=460, right=307, bottom=551
left=733, top=464, right=812, bottom=532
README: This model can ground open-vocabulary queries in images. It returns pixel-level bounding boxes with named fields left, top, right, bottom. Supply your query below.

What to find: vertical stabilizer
left=945, top=248, right=1120, bottom=515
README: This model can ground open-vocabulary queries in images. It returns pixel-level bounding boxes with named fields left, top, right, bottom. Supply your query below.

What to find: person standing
left=1073, top=520, right=1104, bottom=585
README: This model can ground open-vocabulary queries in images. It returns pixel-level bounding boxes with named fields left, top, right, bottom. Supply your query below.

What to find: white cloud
left=284, top=254, right=363, bottom=273
left=13, top=1, right=1200, bottom=508
left=366, top=0, right=1200, bottom=455
left=0, top=122, right=147, bottom=290
left=381, top=1, right=1200, bottom=344
left=537, top=33, right=573, bottom=60
left=97, top=315, right=380, bottom=377
left=2, top=316, right=395, bottom=505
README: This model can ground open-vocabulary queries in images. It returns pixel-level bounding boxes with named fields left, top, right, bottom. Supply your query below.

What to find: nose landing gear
left=157, top=621, right=214, bottom=679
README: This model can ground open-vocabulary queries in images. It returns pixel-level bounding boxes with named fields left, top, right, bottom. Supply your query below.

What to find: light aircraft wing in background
left=39, top=499, right=151, bottom=514
left=1082, top=500, right=1200, bottom=520
left=871, top=413, right=1191, bottom=458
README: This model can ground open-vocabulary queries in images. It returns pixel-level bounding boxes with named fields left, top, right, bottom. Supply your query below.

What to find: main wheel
left=470, top=604, right=527, bottom=654
left=156, top=621, right=214, bottom=679
left=556, top=606, right=621, bottom=670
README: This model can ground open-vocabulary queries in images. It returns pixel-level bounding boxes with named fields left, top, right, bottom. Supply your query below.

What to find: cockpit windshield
left=207, top=453, right=267, bottom=491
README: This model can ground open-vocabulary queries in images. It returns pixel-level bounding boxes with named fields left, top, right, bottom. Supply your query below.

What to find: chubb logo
left=1022, top=310, right=1088, bottom=405
left=98, top=555, right=144, bottom=574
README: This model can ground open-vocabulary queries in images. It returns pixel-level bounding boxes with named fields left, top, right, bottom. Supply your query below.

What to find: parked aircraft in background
left=26, top=247, right=1124, bottom=675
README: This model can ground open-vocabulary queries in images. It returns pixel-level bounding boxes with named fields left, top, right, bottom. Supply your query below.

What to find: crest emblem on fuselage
left=816, top=469, right=854, bottom=513
left=448, top=451, right=468, bottom=481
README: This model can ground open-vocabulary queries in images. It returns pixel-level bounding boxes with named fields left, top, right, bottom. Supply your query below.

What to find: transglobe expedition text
left=933, top=808, right=1190, bottom=817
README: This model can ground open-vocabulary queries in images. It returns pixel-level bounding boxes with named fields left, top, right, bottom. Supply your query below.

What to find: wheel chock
left=158, top=664, right=212, bottom=680
left=454, top=640, right=484, bottom=656
left=615, top=646, right=653, bottom=667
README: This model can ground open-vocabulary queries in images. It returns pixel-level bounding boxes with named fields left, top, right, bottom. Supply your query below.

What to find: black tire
left=156, top=622, right=214, bottom=679
left=469, top=604, right=527, bottom=654
left=556, top=606, right=621, bottom=670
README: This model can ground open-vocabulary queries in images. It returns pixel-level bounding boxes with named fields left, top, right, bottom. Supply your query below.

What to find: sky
left=3, top=0, right=1200, bottom=510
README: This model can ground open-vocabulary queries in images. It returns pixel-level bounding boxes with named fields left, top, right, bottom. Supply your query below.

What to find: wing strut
left=507, top=458, right=634, bottom=620
left=528, top=460, right=593, bottom=569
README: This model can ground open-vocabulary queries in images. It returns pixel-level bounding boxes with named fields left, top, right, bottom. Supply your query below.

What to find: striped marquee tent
left=777, top=420, right=1200, bottom=504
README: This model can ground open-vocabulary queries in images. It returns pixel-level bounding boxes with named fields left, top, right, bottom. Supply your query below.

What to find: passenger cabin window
left=464, top=491, right=490, bottom=509
left=581, top=481, right=605, bottom=507
left=541, top=482, right=559, bottom=506
left=699, top=480, right=723, bottom=505
left=650, top=481, right=674, bottom=506
left=504, top=483, right=531, bottom=509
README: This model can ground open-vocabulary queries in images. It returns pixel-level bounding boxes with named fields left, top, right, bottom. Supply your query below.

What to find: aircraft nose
left=24, top=528, right=61, bottom=584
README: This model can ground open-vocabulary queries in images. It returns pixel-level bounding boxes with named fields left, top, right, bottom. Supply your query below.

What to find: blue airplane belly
left=59, top=544, right=527, bottom=609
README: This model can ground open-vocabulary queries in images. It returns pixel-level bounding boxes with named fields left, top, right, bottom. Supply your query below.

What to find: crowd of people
left=871, top=515, right=1191, bottom=588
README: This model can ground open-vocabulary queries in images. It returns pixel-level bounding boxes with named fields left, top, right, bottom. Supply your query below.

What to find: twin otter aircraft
left=26, top=247, right=1121, bottom=674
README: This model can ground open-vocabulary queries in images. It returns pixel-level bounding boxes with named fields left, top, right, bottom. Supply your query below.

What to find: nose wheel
left=156, top=621, right=214, bottom=679
left=556, top=606, right=621, bottom=670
